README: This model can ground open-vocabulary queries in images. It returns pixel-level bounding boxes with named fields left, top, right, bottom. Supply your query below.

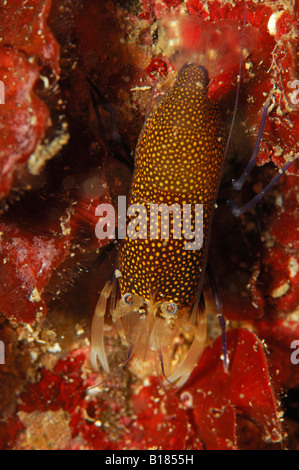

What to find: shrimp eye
left=123, top=293, right=133, bottom=306
left=161, top=302, right=178, bottom=316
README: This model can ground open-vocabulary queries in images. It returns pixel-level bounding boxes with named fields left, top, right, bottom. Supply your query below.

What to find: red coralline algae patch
left=0, top=0, right=61, bottom=199
left=162, top=0, right=183, bottom=8
left=125, top=329, right=284, bottom=450
left=145, top=57, right=168, bottom=80
left=0, top=171, right=112, bottom=323
left=242, top=7, right=298, bottom=172
left=0, top=48, right=50, bottom=199
left=1, top=0, right=60, bottom=75
left=0, top=416, right=25, bottom=451
left=0, top=0, right=298, bottom=452
left=138, top=0, right=155, bottom=21
left=182, top=328, right=284, bottom=449
left=0, top=0, right=115, bottom=326
left=181, top=1, right=299, bottom=173
left=13, top=350, right=132, bottom=449
left=8, top=329, right=284, bottom=450
left=246, top=176, right=299, bottom=318
left=256, top=315, right=299, bottom=390
left=18, top=351, right=85, bottom=414
left=129, top=379, right=201, bottom=450
left=0, top=217, right=70, bottom=323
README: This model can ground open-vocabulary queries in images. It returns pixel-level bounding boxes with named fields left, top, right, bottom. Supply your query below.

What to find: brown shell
left=119, top=64, right=226, bottom=308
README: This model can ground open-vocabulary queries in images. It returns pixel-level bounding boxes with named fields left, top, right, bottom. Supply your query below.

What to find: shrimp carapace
left=91, top=63, right=226, bottom=387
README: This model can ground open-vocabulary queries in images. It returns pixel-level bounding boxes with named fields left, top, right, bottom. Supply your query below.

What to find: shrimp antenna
left=157, top=350, right=174, bottom=386
left=77, top=345, right=134, bottom=395
left=223, top=0, right=247, bottom=162
left=88, top=86, right=106, bottom=141
left=86, top=76, right=134, bottom=168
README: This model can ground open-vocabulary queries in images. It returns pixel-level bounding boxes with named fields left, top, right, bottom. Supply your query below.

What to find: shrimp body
left=120, top=64, right=225, bottom=304
left=91, top=63, right=226, bottom=386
